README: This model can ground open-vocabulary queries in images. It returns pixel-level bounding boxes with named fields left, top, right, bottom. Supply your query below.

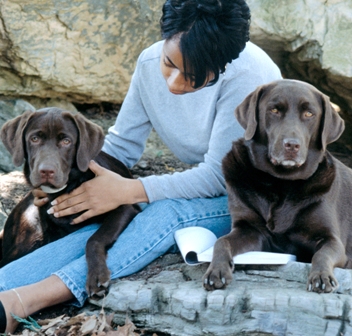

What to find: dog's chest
left=225, top=141, right=335, bottom=233
left=246, top=183, right=304, bottom=233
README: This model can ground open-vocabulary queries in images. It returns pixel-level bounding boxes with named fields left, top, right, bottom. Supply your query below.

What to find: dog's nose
left=283, top=138, right=300, bottom=152
left=39, top=165, right=55, bottom=179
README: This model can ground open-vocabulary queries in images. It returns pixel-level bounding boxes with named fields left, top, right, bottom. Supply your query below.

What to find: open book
left=174, top=227, right=296, bottom=266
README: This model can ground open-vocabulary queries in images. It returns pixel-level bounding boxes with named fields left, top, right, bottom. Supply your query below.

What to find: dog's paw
left=307, top=270, right=338, bottom=293
left=202, top=260, right=234, bottom=291
left=86, top=265, right=111, bottom=298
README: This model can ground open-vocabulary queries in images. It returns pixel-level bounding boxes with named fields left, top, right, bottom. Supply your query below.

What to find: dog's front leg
left=85, top=204, right=139, bottom=297
left=203, top=221, right=265, bottom=291
left=308, top=235, right=346, bottom=293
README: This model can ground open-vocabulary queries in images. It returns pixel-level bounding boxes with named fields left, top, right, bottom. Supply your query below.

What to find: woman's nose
left=167, top=69, right=186, bottom=91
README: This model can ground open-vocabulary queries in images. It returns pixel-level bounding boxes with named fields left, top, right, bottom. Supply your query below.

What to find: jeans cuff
left=53, top=271, right=86, bottom=307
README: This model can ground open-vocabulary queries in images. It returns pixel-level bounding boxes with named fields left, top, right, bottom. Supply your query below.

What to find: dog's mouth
left=40, top=184, right=67, bottom=194
left=270, top=156, right=305, bottom=168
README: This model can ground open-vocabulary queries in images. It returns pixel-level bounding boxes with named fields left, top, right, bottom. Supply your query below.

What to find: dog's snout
left=39, top=164, right=56, bottom=180
left=284, top=138, right=300, bottom=153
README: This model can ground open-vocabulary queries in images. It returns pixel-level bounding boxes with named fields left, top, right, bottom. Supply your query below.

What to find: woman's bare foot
left=0, top=276, right=74, bottom=333
left=0, top=289, right=26, bottom=332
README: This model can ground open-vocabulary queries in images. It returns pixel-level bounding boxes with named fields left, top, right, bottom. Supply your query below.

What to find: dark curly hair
left=160, top=0, right=251, bottom=88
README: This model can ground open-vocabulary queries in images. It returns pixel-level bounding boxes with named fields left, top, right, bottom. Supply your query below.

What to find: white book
left=174, top=227, right=296, bottom=266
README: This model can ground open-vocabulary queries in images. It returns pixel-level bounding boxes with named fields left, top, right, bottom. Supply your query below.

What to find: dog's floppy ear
left=235, top=85, right=264, bottom=140
left=0, top=111, right=35, bottom=166
left=70, top=113, right=105, bottom=171
left=320, top=94, right=345, bottom=151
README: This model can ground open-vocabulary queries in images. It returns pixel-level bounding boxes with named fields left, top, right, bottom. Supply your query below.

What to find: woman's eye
left=163, top=58, right=174, bottom=68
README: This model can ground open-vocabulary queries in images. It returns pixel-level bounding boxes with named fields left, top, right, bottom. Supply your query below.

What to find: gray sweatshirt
left=102, top=40, right=282, bottom=202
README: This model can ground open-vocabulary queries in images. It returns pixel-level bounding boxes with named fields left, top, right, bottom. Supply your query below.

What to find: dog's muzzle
left=269, top=137, right=306, bottom=168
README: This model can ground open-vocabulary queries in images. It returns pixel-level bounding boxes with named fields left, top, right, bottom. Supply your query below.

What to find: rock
left=0, top=171, right=30, bottom=229
left=0, top=98, right=35, bottom=172
left=90, top=258, right=352, bottom=336
left=247, top=0, right=352, bottom=115
left=0, top=0, right=164, bottom=104
left=0, top=210, right=6, bottom=231
left=1, top=0, right=352, bottom=115
left=25, top=97, right=78, bottom=113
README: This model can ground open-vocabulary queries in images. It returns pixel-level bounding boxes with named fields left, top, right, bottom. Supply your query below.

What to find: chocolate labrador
left=0, top=107, right=141, bottom=297
left=203, top=79, right=352, bottom=293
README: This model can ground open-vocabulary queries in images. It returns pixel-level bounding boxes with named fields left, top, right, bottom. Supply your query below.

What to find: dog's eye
left=304, top=111, right=313, bottom=118
left=61, top=138, right=71, bottom=145
left=30, top=136, right=39, bottom=143
left=270, top=108, right=279, bottom=114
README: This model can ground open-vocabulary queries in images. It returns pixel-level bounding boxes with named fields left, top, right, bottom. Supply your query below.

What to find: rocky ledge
left=89, top=255, right=352, bottom=336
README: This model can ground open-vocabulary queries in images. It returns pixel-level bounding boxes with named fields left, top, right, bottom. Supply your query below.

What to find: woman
left=0, top=0, right=282, bottom=332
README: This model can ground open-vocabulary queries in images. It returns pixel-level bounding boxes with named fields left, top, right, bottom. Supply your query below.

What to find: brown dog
left=0, top=107, right=141, bottom=297
left=203, top=79, right=352, bottom=293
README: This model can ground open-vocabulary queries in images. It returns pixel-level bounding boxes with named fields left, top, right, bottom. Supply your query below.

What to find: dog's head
left=0, top=107, right=105, bottom=188
left=235, top=79, right=345, bottom=179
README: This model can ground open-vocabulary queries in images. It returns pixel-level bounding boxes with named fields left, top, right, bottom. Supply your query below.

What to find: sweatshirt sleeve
left=139, top=66, right=282, bottom=203
left=102, top=53, right=153, bottom=168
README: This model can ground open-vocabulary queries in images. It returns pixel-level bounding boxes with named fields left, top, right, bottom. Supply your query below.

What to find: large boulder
left=247, top=0, right=352, bottom=116
left=0, top=0, right=164, bottom=104
left=0, top=0, right=352, bottom=115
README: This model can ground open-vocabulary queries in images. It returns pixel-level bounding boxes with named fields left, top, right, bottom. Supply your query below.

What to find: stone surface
left=1, top=0, right=352, bottom=116
left=24, top=97, right=78, bottom=113
left=247, top=0, right=352, bottom=116
left=0, top=0, right=164, bottom=104
left=90, top=258, right=352, bottom=336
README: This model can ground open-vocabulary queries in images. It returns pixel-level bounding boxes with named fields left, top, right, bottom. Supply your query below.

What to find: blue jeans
left=0, top=196, right=230, bottom=306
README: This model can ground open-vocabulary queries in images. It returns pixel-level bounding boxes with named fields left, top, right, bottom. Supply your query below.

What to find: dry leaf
left=97, top=307, right=108, bottom=333
left=105, top=313, right=115, bottom=327
left=80, top=315, right=97, bottom=335
left=44, top=326, right=58, bottom=335
left=38, top=314, right=66, bottom=326
left=115, top=322, right=136, bottom=336
left=13, top=304, right=142, bottom=336
left=64, top=313, right=87, bottom=327
left=40, top=314, right=67, bottom=330
left=67, top=324, right=81, bottom=334
left=92, top=332, right=106, bottom=336
left=105, top=331, right=120, bottom=336
left=18, top=331, right=38, bottom=336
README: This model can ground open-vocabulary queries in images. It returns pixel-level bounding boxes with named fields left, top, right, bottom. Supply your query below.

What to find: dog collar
left=40, top=184, right=67, bottom=194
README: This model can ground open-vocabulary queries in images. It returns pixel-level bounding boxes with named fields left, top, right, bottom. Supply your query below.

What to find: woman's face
left=160, top=37, right=212, bottom=95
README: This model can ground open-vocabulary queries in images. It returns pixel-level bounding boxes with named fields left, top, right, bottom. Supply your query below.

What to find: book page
left=198, top=247, right=296, bottom=264
left=174, top=227, right=217, bottom=265
left=175, top=227, right=296, bottom=266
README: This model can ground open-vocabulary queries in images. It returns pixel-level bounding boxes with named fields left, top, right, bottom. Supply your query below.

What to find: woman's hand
left=47, top=160, right=148, bottom=224
left=33, top=188, right=49, bottom=207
